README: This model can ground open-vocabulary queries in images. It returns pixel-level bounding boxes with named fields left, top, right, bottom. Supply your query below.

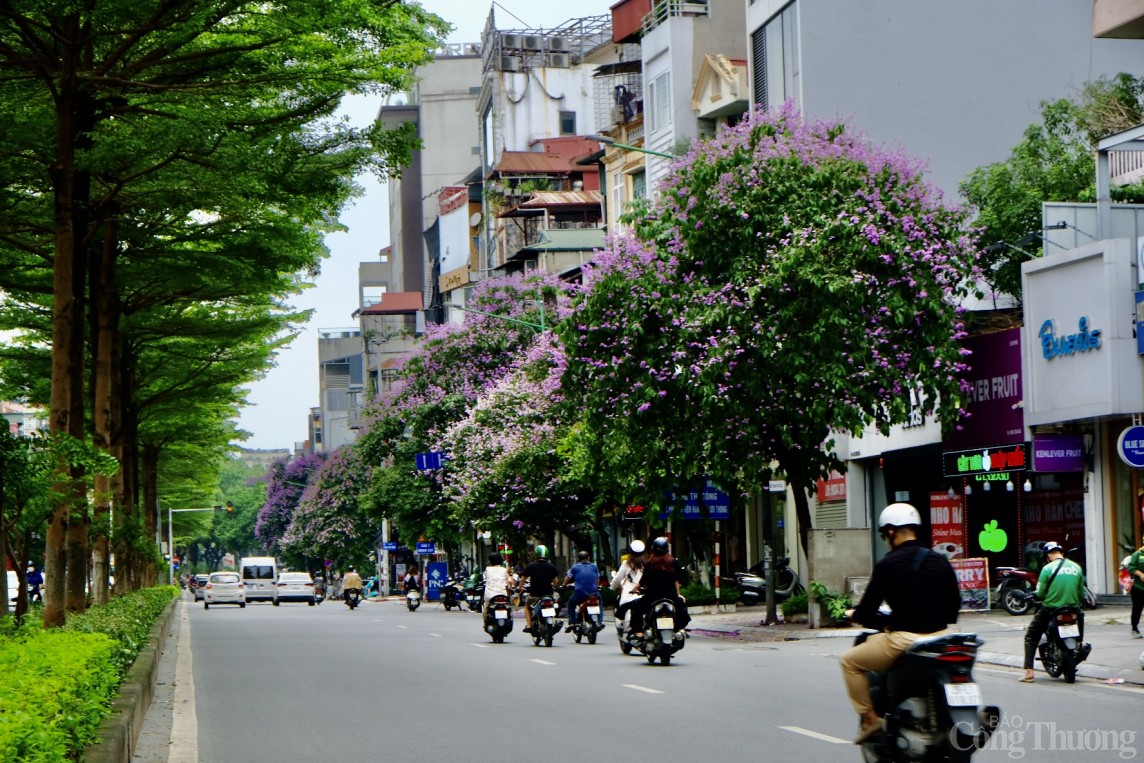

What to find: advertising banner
left=1031, top=434, right=1085, bottom=472
left=945, top=328, right=1024, bottom=449
left=425, top=561, right=448, bottom=601
left=950, top=557, right=990, bottom=611
left=928, top=492, right=965, bottom=559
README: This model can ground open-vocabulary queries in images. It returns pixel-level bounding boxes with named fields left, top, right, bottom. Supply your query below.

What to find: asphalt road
left=172, top=597, right=1144, bottom=763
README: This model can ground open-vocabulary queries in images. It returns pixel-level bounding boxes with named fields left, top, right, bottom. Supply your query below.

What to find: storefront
left=1021, top=238, right=1144, bottom=593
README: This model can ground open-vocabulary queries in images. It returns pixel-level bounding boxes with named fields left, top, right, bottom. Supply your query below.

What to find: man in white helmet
left=839, top=502, right=960, bottom=744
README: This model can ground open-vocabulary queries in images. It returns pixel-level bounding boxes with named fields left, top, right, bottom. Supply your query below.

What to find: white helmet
left=878, top=503, right=921, bottom=530
left=629, top=540, right=646, bottom=554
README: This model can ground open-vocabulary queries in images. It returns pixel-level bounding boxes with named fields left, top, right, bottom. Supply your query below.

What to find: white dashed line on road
left=396, top=624, right=408, bottom=629
left=779, top=726, right=849, bottom=744
left=529, top=659, right=556, bottom=666
left=622, top=684, right=664, bottom=694
left=429, top=633, right=443, bottom=637
left=471, top=643, right=490, bottom=648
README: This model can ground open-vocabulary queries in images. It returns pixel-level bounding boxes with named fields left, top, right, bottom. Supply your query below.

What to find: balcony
left=643, top=0, right=709, bottom=35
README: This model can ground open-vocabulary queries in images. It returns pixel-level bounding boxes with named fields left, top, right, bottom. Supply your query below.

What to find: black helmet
left=651, top=537, right=669, bottom=554
left=1041, top=542, right=1064, bottom=560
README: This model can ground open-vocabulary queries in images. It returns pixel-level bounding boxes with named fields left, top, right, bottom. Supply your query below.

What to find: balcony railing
left=643, top=0, right=708, bottom=34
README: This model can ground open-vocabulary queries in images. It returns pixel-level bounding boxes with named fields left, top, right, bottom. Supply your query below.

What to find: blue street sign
left=415, top=452, right=448, bottom=471
left=416, top=541, right=437, bottom=555
left=382, top=541, right=398, bottom=551
left=426, top=562, right=448, bottom=601
left=663, top=477, right=730, bottom=520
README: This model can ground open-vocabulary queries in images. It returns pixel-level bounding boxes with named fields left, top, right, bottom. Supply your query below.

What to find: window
left=560, top=110, right=576, bottom=135
left=752, top=2, right=798, bottom=111
left=630, top=170, right=647, bottom=201
left=648, top=71, right=671, bottom=132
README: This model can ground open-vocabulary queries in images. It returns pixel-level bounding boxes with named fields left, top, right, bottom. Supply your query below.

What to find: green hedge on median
left=0, top=586, right=177, bottom=762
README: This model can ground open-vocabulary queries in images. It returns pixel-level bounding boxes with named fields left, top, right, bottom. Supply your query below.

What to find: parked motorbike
left=344, top=588, right=361, bottom=610
left=724, top=556, right=804, bottom=606
left=632, top=598, right=685, bottom=666
left=483, top=594, right=513, bottom=643
left=528, top=594, right=561, bottom=647
left=996, top=564, right=1098, bottom=616
left=406, top=588, right=422, bottom=611
left=441, top=576, right=465, bottom=611
left=571, top=593, right=605, bottom=644
left=856, top=631, right=1000, bottom=763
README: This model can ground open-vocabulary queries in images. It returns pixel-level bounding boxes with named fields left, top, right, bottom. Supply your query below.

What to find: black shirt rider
left=521, top=560, right=560, bottom=597
left=851, top=540, right=960, bottom=634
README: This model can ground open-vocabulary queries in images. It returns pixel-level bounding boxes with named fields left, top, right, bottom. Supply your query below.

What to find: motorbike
left=344, top=588, right=361, bottom=610
left=996, top=565, right=1098, bottom=616
left=856, top=631, right=1000, bottom=763
left=528, top=594, right=562, bottom=647
left=571, top=593, right=605, bottom=644
left=724, top=556, right=804, bottom=606
left=483, top=594, right=513, bottom=643
left=1016, top=594, right=1092, bottom=683
left=632, top=598, right=685, bottom=666
left=615, top=596, right=642, bottom=655
left=405, top=587, right=422, bottom=611
left=441, top=576, right=466, bottom=611
left=465, top=579, right=484, bottom=612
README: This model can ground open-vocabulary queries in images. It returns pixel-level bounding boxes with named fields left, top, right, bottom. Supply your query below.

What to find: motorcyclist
left=629, top=537, right=690, bottom=641
left=482, top=553, right=510, bottom=613
left=26, top=564, right=43, bottom=603
left=1019, top=541, right=1087, bottom=682
left=1128, top=535, right=1144, bottom=638
left=610, top=540, right=646, bottom=626
left=840, top=503, right=960, bottom=744
left=403, top=564, right=421, bottom=593
left=518, top=545, right=560, bottom=634
left=563, top=550, right=602, bottom=632
left=342, top=566, right=363, bottom=602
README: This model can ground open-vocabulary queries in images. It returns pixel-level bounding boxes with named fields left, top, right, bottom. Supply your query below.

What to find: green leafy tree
left=961, top=73, right=1144, bottom=301
left=561, top=106, right=982, bottom=558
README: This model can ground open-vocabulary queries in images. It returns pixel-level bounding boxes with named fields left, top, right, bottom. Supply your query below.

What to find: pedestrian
left=1127, top=536, right=1144, bottom=639
left=1019, top=541, right=1087, bottom=682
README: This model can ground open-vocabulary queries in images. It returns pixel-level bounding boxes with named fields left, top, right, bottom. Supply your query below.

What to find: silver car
left=204, top=572, right=246, bottom=609
left=273, top=571, right=316, bottom=606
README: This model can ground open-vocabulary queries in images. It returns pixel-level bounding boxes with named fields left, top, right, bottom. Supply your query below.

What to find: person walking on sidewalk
left=1019, top=542, right=1087, bottom=682
left=840, top=503, right=960, bottom=745
left=1127, top=537, right=1144, bottom=639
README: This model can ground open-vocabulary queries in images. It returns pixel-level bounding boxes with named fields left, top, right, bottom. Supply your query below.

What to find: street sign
left=415, top=452, right=448, bottom=471
left=416, top=541, right=436, bottom=555
left=426, top=562, right=447, bottom=601
left=382, top=541, right=398, bottom=551
left=663, top=478, right=730, bottom=520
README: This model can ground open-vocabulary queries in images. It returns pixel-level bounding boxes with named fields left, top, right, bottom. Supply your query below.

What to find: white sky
left=235, top=0, right=617, bottom=449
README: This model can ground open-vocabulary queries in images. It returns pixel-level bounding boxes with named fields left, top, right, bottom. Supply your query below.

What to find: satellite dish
left=469, top=212, right=482, bottom=227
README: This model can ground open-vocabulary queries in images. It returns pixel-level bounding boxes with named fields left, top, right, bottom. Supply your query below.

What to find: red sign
left=950, top=557, right=990, bottom=611
left=816, top=472, right=847, bottom=502
left=928, top=491, right=965, bottom=559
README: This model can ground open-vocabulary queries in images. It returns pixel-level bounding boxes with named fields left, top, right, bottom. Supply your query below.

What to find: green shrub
left=680, top=582, right=739, bottom=606
left=0, top=586, right=177, bottom=762
left=781, top=591, right=809, bottom=617
left=809, top=580, right=852, bottom=622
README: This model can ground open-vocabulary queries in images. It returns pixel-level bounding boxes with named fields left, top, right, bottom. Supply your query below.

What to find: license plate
left=541, top=607, right=556, bottom=617
left=1058, top=624, right=1080, bottom=638
left=656, top=617, right=674, bottom=630
left=586, top=606, right=601, bottom=615
left=495, top=610, right=507, bottom=620
left=944, top=683, right=982, bottom=707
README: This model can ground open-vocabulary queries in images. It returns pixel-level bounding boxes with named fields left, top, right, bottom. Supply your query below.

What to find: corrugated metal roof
left=493, top=151, right=573, bottom=175
left=518, top=190, right=602, bottom=207
left=359, top=292, right=424, bottom=315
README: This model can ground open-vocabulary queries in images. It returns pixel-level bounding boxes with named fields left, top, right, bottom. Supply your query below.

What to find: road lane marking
left=397, top=625, right=408, bottom=629
left=622, top=684, right=664, bottom=694
left=530, top=659, right=556, bottom=666
left=779, top=726, right=849, bottom=744
left=429, top=633, right=443, bottom=637
left=471, top=643, right=490, bottom=648
left=170, top=603, right=198, bottom=763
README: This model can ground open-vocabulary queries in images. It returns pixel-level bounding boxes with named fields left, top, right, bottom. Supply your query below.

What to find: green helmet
left=535, top=545, right=549, bottom=559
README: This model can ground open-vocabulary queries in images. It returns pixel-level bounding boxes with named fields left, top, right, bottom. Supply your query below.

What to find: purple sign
left=945, top=328, right=1024, bottom=449
left=1031, top=434, right=1085, bottom=473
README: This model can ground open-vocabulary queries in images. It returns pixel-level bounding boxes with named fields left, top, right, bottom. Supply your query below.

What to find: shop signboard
left=928, top=492, right=964, bottom=559
left=816, top=471, right=847, bottom=503
left=950, top=558, right=990, bottom=611
left=1031, top=434, right=1085, bottom=472
left=942, top=442, right=1028, bottom=478
left=945, top=328, right=1024, bottom=449
left=1136, top=290, right=1144, bottom=355
left=1116, top=425, right=1144, bottom=468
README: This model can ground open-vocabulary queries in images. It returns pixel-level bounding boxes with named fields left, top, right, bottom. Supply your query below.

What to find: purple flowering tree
left=560, top=106, right=982, bottom=556
left=255, top=451, right=327, bottom=560
left=280, top=447, right=378, bottom=569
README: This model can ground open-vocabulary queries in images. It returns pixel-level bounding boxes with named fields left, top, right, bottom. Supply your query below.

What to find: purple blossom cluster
left=255, top=451, right=328, bottom=554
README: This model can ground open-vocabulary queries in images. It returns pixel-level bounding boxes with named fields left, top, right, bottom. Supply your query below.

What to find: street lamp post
left=586, top=133, right=674, bottom=160
left=166, top=504, right=231, bottom=585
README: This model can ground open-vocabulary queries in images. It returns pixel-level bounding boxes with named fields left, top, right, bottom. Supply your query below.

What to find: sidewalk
left=687, top=604, right=1144, bottom=685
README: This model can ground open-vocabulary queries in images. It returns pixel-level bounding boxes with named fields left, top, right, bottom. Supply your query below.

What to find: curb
left=976, top=651, right=1144, bottom=686
left=83, top=597, right=178, bottom=763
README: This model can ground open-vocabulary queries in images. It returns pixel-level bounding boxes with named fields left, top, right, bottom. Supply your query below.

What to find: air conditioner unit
left=521, top=35, right=543, bottom=51
left=500, top=55, right=521, bottom=72
left=499, top=33, right=521, bottom=50
left=548, top=53, right=570, bottom=68
left=546, top=37, right=568, bottom=52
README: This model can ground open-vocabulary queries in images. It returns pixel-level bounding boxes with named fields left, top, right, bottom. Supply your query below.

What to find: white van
left=240, top=557, right=278, bottom=602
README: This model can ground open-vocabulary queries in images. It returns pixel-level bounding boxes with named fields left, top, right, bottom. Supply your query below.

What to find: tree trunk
left=90, top=212, right=119, bottom=604
left=142, top=444, right=163, bottom=586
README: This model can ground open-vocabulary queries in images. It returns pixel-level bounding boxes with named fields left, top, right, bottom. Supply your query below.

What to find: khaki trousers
left=839, top=629, right=949, bottom=715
